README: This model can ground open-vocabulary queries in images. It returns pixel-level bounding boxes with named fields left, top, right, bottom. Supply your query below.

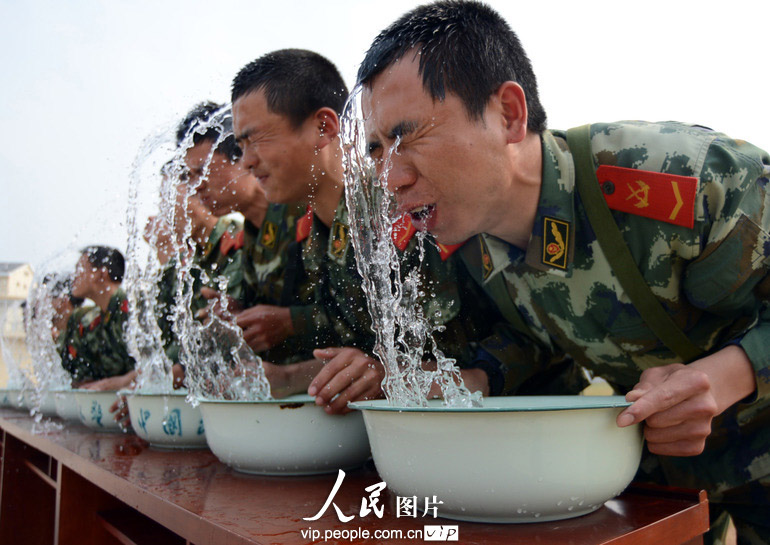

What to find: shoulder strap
left=566, top=125, right=703, bottom=363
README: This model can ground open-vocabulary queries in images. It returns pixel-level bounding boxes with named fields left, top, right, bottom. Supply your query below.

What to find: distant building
left=0, top=263, right=33, bottom=387
left=0, top=263, right=33, bottom=299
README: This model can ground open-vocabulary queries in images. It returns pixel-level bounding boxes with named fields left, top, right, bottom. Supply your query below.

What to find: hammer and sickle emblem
left=626, top=180, right=650, bottom=208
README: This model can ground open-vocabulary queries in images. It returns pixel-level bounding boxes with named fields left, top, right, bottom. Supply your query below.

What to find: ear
left=495, top=81, right=528, bottom=144
left=312, top=107, right=341, bottom=149
left=97, top=267, right=112, bottom=285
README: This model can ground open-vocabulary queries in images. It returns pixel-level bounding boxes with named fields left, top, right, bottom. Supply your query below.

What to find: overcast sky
left=1, top=0, right=768, bottom=270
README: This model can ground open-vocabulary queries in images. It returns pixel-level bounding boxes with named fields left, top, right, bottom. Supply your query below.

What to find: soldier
left=357, top=2, right=770, bottom=543
left=177, top=102, right=316, bottom=364
left=231, top=49, right=501, bottom=410
left=61, top=246, right=137, bottom=390
left=45, top=274, right=84, bottom=344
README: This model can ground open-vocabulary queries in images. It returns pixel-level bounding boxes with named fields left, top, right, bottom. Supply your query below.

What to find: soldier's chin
left=431, top=225, right=466, bottom=246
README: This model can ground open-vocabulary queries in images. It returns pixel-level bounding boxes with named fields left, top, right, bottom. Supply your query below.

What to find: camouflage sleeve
left=474, top=327, right=589, bottom=396
left=682, top=137, right=770, bottom=415
left=98, top=312, right=136, bottom=378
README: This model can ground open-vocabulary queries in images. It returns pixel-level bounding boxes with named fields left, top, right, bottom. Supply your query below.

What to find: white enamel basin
left=198, top=394, right=371, bottom=475
left=72, top=390, right=124, bottom=432
left=126, top=391, right=207, bottom=449
left=349, top=396, right=643, bottom=523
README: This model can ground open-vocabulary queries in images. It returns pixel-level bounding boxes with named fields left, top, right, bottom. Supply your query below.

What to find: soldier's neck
left=309, top=169, right=344, bottom=229
left=241, top=196, right=269, bottom=229
left=489, top=132, right=543, bottom=249
left=89, top=282, right=119, bottom=313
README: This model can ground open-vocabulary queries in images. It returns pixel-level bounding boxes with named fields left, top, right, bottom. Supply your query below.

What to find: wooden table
left=0, top=408, right=709, bottom=545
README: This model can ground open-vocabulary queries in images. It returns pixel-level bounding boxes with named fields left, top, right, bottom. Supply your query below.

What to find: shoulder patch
left=296, top=206, right=313, bottom=242
left=330, top=220, right=349, bottom=259
left=542, top=217, right=569, bottom=270
left=596, top=165, right=697, bottom=228
left=392, top=215, right=417, bottom=251
left=261, top=220, right=277, bottom=249
left=120, top=299, right=129, bottom=313
left=479, top=236, right=494, bottom=280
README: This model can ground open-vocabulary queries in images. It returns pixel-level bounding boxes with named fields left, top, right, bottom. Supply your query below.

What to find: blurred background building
left=0, top=263, right=33, bottom=387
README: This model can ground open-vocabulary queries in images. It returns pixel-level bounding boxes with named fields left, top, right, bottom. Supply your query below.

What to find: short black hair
left=231, top=49, right=349, bottom=129
left=81, top=246, right=125, bottom=283
left=357, top=0, right=546, bottom=133
left=176, top=101, right=242, bottom=161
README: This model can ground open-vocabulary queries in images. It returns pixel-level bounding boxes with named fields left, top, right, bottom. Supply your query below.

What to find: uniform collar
left=470, top=130, right=576, bottom=284
left=521, top=130, right=576, bottom=277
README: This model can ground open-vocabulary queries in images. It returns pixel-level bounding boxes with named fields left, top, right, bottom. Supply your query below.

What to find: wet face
left=184, top=142, right=253, bottom=216
left=232, top=89, right=321, bottom=204
left=363, top=54, right=511, bottom=245
left=71, top=254, right=100, bottom=299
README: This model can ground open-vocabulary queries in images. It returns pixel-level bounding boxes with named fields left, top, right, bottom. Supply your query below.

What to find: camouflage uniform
left=294, top=194, right=498, bottom=366
left=197, top=205, right=317, bottom=364
left=462, top=121, right=770, bottom=543
left=239, top=203, right=317, bottom=364
left=156, top=259, right=182, bottom=363
left=60, top=289, right=136, bottom=382
left=194, top=213, right=245, bottom=308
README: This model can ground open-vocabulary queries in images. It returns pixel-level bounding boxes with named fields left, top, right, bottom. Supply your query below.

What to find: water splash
left=124, top=125, right=179, bottom=394
left=340, top=86, right=481, bottom=408
left=168, top=105, right=271, bottom=404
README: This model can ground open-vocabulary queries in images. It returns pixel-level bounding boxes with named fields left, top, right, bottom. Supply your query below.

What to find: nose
left=382, top=156, right=417, bottom=195
left=240, top=144, right=261, bottom=174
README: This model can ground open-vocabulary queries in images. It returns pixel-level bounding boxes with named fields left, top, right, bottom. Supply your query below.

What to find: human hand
left=236, top=305, right=294, bottom=352
left=617, top=346, right=756, bottom=456
left=308, top=347, right=385, bottom=415
left=195, top=287, right=241, bottom=320
left=110, top=395, right=131, bottom=429
left=80, top=370, right=138, bottom=393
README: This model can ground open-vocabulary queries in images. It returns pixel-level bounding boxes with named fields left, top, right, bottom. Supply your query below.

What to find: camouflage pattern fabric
left=194, top=213, right=245, bottom=307
left=241, top=203, right=311, bottom=307
left=460, top=121, right=770, bottom=536
left=156, top=259, right=182, bottom=363
left=60, top=289, right=135, bottom=382
left=240, top=203, right=317, bottom=364
left=295, top=193, right=498, bottom=366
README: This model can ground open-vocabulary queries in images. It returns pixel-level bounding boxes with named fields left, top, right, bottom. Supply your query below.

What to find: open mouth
left=409, top=204, right=435, bottom=223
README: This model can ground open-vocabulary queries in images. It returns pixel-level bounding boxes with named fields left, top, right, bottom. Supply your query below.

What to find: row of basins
left=1, top=389, right=643, bottom=523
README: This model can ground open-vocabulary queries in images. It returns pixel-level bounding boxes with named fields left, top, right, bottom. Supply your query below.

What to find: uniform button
left=601, top=181, right=615, bottom=195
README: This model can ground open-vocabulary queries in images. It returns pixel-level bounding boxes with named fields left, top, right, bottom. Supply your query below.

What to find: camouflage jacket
left=241, top=203, right=317, bottom=364
left=194, top=204, right=316, bottom=364
left=60, top=289, right=136, bottom=382
left=194, top=213, right=245, bottom=307
left=156, top=259, right=182, bottom=363
left=462, top=121, right=770, bottom=497
left=294, top=193, right=498, bottom=366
